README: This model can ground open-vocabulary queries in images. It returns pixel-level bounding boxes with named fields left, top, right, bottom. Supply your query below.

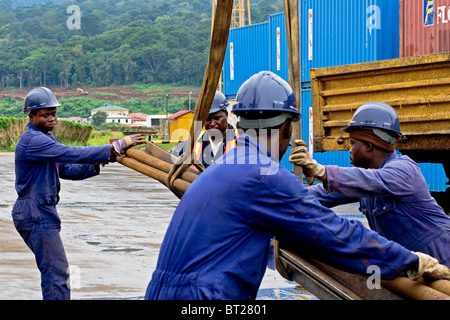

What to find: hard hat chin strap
left=237, top=113, right=294, bottom=129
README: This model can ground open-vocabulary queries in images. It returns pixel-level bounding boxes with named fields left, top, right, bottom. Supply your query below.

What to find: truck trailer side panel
left=311, top=52, right=450, bottom=156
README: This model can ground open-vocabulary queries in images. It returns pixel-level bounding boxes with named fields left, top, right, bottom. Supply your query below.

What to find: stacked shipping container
left=222, top=22, right=270, bottom=98
left=400, top=0, right=450, bottom=57
left=222, top=0, right=448, bottom=191
left=398, top=0, right=450, bottom=191
left=300, top=0, right=400, bottom=85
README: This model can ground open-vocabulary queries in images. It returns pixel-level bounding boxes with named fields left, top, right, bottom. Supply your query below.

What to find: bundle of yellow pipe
left=116, top=142, right=200, bottom=196
left=382, top=277, right=450, bottom=300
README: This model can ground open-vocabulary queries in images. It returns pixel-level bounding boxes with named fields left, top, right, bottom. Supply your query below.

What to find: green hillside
left=0, top=0, right=283, bottom=90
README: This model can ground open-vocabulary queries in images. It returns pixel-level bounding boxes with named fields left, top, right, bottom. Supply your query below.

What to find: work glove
left=407, top=252, right=450, bottom=281
left=288, top=139, right=326, bottom=185
left=111, top=134, right=146, bottom=155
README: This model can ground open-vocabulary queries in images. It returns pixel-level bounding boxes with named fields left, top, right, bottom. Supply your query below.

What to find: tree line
left=0, top=0, right=283, bottom=90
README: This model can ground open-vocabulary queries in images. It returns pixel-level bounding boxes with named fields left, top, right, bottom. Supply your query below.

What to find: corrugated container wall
left=400, top=0, right=450, bottom=57
left=300, top=0, right=400, bottom=86
left=222, top=22, right=270, bottom=98
left=269, top=12, right=289, bottom=82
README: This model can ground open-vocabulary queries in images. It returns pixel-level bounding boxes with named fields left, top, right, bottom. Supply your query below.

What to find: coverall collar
left=27, top=121, right=52, bottom=136
left=379, top=151, right=398, bottom=169
left=237, top=133, right=278, bottom=163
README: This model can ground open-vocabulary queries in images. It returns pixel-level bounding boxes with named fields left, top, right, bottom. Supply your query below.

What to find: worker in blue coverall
left=289, top=101, right=450, bottom=268
left=172, top=91, right=239, bottom=168
left=12, top=87, right=145, bottom=300
left=145, top=71, right=450, bottom=300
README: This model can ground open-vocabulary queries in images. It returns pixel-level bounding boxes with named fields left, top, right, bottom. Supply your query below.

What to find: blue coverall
left=308, top=152, right=450, bottom=267
left=12, top=123, right=112, bottom=300
left=145, top=134, right=418, bottom=300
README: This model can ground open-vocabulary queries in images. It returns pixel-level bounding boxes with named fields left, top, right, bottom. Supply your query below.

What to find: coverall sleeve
left=58, top=163, right=99, bottom=180
left=26, top=133, right=111, bottom=164
left=308, top=183, right=359, bottom=208
left=246, top=168, right=418, bottom=279
left=325, top=162, right=417, bottom=199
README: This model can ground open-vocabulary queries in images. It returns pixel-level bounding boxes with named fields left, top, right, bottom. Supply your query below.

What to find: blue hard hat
left=232, top=71, right=300, bottom=118
left=209, top=91, right=229, bottom=114
left=341, top=101, right=402, bottom=137
left=23, top=87, right=61, bottom=113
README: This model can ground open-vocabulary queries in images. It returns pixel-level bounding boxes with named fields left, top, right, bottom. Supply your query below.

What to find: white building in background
left=91, top=104, right=129, bottom=116
left=105, top=115, right=132, bottom=124
left=146, top=115, right=167, bottom=127
left=90, top=104, right=170, bottom=127
left=91, top=104, right=131, bottom=124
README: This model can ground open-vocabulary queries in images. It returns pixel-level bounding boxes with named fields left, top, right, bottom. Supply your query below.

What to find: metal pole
left=165, top=94, right=169, bottom=117
left=165, top=94, right=169, bottom=140
left=189, top=91, right=192, bottom=111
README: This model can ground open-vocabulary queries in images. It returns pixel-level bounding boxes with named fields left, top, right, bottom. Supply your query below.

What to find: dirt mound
left=0, top=89, right=29, bottom=101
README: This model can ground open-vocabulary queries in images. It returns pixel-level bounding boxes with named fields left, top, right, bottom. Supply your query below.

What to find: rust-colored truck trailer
left=310, top=52, right=450, bottom=212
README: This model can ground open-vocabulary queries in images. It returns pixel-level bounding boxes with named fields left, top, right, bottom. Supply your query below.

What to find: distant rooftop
left=167, top=110, right=194, bottom=120
left=129, top=113, right=148, bottom=121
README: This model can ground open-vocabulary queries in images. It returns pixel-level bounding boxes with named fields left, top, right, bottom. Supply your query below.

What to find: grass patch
left=129, top=83, right=199, bottom=94
left=92, top=91, right=118, bottom=96
left=86, top=132, right=178, bottom=152
left=0, top=143, right=16, bottom=152
left=157, top=143, right=177, bottom=151
left=0, top=130, right=179, bottom=153
left=87, top=130, right=124, bottom=146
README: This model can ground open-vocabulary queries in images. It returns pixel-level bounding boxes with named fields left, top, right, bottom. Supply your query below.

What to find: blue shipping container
left=418, top=163, right=448, bottom=192
left=222, top=22, right=270, bottom=98
left=269, top=12, right=289, bottom=82
left=300, top=0, right=400, bottom=85
left=223, top=1, right=400, bottom=92
left=280, top=149, right=448, bottom=191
